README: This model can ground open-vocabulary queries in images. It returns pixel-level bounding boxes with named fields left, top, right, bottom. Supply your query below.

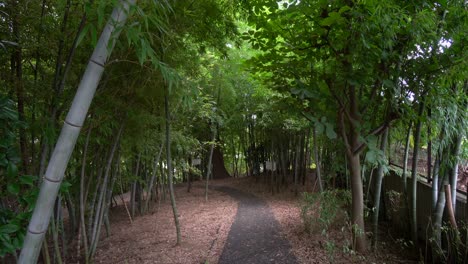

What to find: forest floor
left=93, top=177, right=418, bottom=264
left=93, top=183, right=237, bottom=264
left=223, top=177, right=419, bottom=264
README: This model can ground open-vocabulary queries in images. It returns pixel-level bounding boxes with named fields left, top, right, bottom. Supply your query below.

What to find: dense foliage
left=0, top=0, right=466, bottom=262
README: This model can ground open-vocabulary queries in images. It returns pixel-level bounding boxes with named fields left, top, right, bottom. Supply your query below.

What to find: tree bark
left=144, top=144, right=164, bottom=213
left=340, top=83, right=367, bottom=253
left=347, top=153, right=366, bottom=252
left=205, top=127, right=217, bottom=201
left=89, top=124, right=123, bottom=259
left=402, top=121, right=412, bottom=192
left=449, top=134, right=463, bottom=213
left=165, top=92, right=181, bottom=245
left=293, top=134, right=300, bottom=196
left=79, top=128, right=91, bottom=263
left=11, top=0, right=28, bottom=173
left=313, top=126, right=323, bottom=192
left=18, top=1, right=135, bottom=262
left=371, top=127, right=388, bottom=249
left=444, top=184, right=457, bottom=230
left=130, top=153, right=141, bottom=218
left=432, top=175, right=446, bottom=260
left=426, top=109, right=432, bottom=183
left=410, top=101, right=424, bottom=248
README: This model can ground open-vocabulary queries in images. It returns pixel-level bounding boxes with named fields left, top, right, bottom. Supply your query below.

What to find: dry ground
left=93, top=182, right=237, bottom=264
left=92, top=177, right=417, bottom=264
left=225, top=177, right=418, bottom=264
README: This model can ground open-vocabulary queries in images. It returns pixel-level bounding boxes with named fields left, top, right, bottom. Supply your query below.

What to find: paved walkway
left=217, top=186, right=297, bottom=264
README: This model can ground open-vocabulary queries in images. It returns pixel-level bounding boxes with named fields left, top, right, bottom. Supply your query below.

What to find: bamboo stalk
left=18, top=1, right=135, bottom=262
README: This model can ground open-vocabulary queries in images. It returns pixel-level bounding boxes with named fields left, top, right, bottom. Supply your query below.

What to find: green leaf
left=76, top=24, right=90, bottom=47
left=19, top=175, right=36, bottom=186
left=7, top=163, right=18, bottom=178
left=7, top=183, right=20, bottom=195
left=90, top=25, right=97, bottom=46
left=60, top=181, right=72, bottom=193
left=315, top=122, right=325, bottom=135
left=325, top=123, right=337, bottom=139
left=339, top=6, right=351, bottom=14
left=0, top=224, right=20, bottom=234
left=320, top=12, right=341, bottom=27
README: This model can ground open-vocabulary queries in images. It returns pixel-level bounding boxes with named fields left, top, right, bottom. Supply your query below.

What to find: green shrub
left=300, top=189, right=351, bottom=234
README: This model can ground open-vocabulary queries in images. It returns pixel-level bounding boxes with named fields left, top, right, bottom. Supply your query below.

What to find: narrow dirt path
left=216, top=186, right=297, bottom=264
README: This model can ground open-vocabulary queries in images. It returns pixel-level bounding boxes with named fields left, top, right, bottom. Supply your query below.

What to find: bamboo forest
left=0, top=0, right=467, bottom=263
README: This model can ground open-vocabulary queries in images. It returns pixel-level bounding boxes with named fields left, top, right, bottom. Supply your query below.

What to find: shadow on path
left=216, top=186, right=297, bottom=264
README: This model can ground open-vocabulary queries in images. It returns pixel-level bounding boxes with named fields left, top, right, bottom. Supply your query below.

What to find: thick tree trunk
left=18, top=1, right=134, bottom=262
left=348, top=153, right=366, bottom=252
left=165, top=93, right=181, bottom=245
left=371, top=127, right=388, bottom=249
left=341, top=83, right=367, bottom=253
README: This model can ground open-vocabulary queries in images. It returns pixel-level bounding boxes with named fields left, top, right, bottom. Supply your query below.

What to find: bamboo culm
left=130, top=153, right=141, bottom=218
left=18, top=1, right=135, bottom=262
left=165, top=92, right=181, bottom=245
left=145, top=144, right=164, bottom=213
left=80, top=128, right=91, bottom=263
left=89, top=124, right=124, bottom=259
left=410, top=101, right=424, bottom=247
left=371, top=127, right=389, bottom=250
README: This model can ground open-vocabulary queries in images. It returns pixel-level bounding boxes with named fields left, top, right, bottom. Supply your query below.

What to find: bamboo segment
left=18, top=1, right=135, bottom=263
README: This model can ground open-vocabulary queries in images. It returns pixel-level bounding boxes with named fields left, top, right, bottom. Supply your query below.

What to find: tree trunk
left=432, top=175, right=447, bottom=260
left=18, top=1, right=134, bottom=262
left=348, top=153, right=366, bottom=252
left=402, top=121, right=412, bottom=192
left=79, top=128, right=91, bottom=263
left=11, top=0, right=28, bottom=173
left=371, top=127, right=388, bottom=249
left=165, top=92, right=181, bottom=245
left=432, top=128, right=444, bottom=210
left=145, top=144, right=164, bottom=213
left=87, top=167, right=103, bottom=245
left=449, top=134, right=463, bottom=213
left=431, top=153, right=441, bottom=210
left=130, top=153, right=141, bottom=218
left=313, top=127, right=323, bottom=192
left=294, top=135, right=300, bottom=196
left=89, top=124, right=123, bottom=259
left=187, top=157, right=192, bottom=192
left=342, top=83, right=367, bottom=253
left=410, top=102, right=424, bottom=247
left=426, top=109, right=432, bottom=183
left=205, top=127, right=217, bottom=201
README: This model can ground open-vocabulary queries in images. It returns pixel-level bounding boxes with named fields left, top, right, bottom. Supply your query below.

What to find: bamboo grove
left=0, top=0, right=467, bottom=263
